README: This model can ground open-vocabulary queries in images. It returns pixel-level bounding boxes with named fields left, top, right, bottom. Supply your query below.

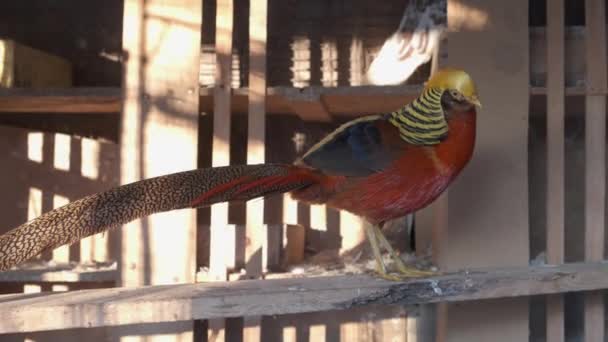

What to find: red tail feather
left=233, top=175, right=287, bottom=196
left=190, top=165, right=321, bottom=208
left=190, top=176, right=251, bottom=207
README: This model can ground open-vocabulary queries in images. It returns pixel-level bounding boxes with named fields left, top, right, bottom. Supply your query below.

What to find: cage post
left=439, top=0, right=530, bottom=341
left=583, top=1, right=607, bottom=341
left=244, top=0, right=268, bottom=340
left=208, top=0, right=235, bottom=341
left=119, top=0, right=202, bottom=340
left=546, top=0, right=566, bottom=341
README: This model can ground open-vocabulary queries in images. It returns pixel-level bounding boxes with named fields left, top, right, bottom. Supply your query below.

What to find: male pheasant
left=0, top=68, right=480, bottom=279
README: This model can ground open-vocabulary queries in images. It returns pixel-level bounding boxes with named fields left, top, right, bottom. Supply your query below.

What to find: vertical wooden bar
left=584, top=1, right=607, bottom=341
left=245, top=0, right=268, bottom=341
left=122, top=0, right=200, bottom=286
left=546, top=0, right=565, bottom=268
left=209, top=1, right=234, bottom=341
left=210, top=0, right=234, bottom=279
left=441, top=1, right=529, bottom=342
left=245, top=0, right=267, bottom=277
left=546, top=1, right=565, bottom=342
left=120, top=0, right=145, bottom=289
left=121, top=0, right=201, bottom=341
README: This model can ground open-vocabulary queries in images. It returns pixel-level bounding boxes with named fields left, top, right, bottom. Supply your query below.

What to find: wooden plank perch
left=1, top=262, right=608, bottom=334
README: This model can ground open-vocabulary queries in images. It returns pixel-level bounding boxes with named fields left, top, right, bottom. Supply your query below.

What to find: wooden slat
left=1, top=262, right=608, bottom=334
left=584, top=1, right=607, bottom=342
left=245, top=0, right=267, bottom=278
left=0, top=265, right=116, bottom=283
left=584, top=0, right=607, bottom=266
left=546, top=0, right=566, bottom=267
left=245, top=1, right=268, bottom=341
left=209, top=0, right=234, bottom=281
left=443, top=1, right=530, bottom=342
left=0, top=88, right=122, bottom=113
left=284, top=224, right=306, bottom=265
left=546, top=1, right=566, bottom=342
left=209, top=1, right=234, bottom=341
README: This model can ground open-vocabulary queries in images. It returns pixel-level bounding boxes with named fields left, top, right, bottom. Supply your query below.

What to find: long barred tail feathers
left=0, top=163, right=316, bottom=271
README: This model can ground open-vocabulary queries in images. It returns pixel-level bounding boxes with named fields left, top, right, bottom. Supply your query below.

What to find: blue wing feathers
left=300, top=117, right=394, bottom=177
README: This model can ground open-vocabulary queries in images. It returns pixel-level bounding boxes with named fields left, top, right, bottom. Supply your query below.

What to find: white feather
left=366, top=0, right=445, bottom=86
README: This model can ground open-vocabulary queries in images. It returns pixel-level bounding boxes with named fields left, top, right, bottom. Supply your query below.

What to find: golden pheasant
left=0, top=68, right=480, bottom=279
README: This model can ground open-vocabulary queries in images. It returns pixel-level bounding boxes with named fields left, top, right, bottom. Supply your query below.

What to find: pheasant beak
left=466, top=95, right=482, bottom=109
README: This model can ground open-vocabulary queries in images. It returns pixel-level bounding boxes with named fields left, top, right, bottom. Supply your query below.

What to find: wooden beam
left=0, top=88, right=121, bottom=113
left=0, top=85, right=422, bottom=118
left=1, top=262, right=608, bottom=334
left=546, top=1, right=565, bottom=342
left=584, top=1, right=607, bottom=342
left=1, top=85, right=606, bottom=117
left=200, top=85, right=422, bottom=118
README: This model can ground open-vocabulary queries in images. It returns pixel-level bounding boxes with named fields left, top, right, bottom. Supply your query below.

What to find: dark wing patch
left=299, top=116, right=395, bottom=177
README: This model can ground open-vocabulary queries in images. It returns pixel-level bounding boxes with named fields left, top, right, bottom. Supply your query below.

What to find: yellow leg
left=364, top=223, right=435, bottom=280
left=364, top=224, right=387, bottom=275
left=372, top=225, right=434, bottom=278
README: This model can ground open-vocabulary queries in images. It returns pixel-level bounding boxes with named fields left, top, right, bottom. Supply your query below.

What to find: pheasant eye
left=449, top=89, right=463, bottom=100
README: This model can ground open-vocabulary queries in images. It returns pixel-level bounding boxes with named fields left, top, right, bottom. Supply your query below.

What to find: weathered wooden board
left=0, top=262, right=607, bottom=334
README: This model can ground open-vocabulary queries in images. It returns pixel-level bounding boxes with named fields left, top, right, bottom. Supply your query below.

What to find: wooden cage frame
left=0, top=0, right=607, bottom=341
